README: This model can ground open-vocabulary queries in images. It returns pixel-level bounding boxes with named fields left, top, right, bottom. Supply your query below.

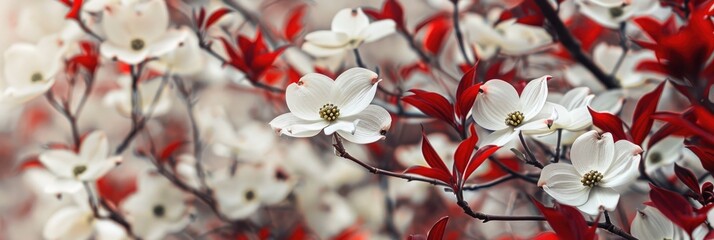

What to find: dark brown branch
left=452, top=1, right=473, bottom=66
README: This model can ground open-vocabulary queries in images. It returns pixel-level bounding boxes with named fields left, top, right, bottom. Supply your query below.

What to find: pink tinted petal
left=331, top=8, right=370, bottom=37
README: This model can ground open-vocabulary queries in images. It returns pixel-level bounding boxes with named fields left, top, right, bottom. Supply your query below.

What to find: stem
left=488, top=157, right=539, bottom=184
left=519, top=132, right=544, bottom=169
left=533, top=0, right=620, bottom=89
left=353, top=48, right=367, bottom=68
left=451, top=2, right=473, bottom=65
left=174, top=77, right=210, bottom=192
left=553, top=129, right=562, bottom=163
left=461, top=175, right=517, bottom=191
left=610, top=22, right=629, bottom=77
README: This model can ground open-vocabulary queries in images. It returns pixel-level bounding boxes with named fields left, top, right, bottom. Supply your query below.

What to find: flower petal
left=43, top=206, right=94, bottom=240
left=286, top=73, right=334, bottom=120
left=100, top=42, right=150, bottom=64
left=80, top=131, right=110, bottom=163
left=570, top=131, right=615, bottom=175
left=577, top=187, right=620, bottom=215
left=147, top=28, right=188, bottom=57
left=126, top=0, right=170, bottom=42
left=519, top=75, right=550, bottom=122
left=269, top=113, right=328, bottom=137
left=560, top=87, right=592, bottom=110
left=331, top=67, right=379, bottom=116
left=301, top=42, right=347, bottom=57
left=335, top=105, right=391, bottom=144
left=472, top=79, right=520, bottom=131
left=331, top=8, right=370, bottom=37
left=324, top=120, right=358, bottom=136
left=44, top=178, right=84, bottom=194
left=600, top=140, right=642, bottom=187
left=79, top=156, right=122, bottom=181
left=479, top=128, right=519, bottom=147
left=304, top=31, right=350, bottom=48
left=361, top=20, right=396, bottom=43
left=538, top=163, right=591, bottom=206
left=631, top=206, right=678, bottom=240
left=39, top=150, right=84, bottom=178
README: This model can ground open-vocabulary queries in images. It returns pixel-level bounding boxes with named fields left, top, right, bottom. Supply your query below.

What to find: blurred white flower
left=1, top=36, right=65, bottom=105
left=644, top=136, right=685, bottom=173
left=269, top=67, right=392, bottom=144
left=43, top=190, right=127, bottom=240
left=84, top=0, right=140, bottom=12
left=566, top=43, right=663, bottom=90
left=103, top=76, right=172, bottom=118
left=209, top=162, right=295, bottom=220
left=148, top=27, right=205, bottom=75
left=39, top=131, right=122, bottom=194
left=462, top=11, right=552, bottom=60
left=575, top=0, right=662, bottom=28
left=296, top=186, right=356, bottom=239
left=631, top=206, right=691, bottom=240
left=15, top=0, right=82, bottom=43
left=302, top=8, right=395, bottom=57
left=211, top=121, right=276, bottom=163
left=472, top=76, right=551, bottom=146
left=121, top=171, right=190, bottom=240
left=538, top=131, right=641, bottom=215
left=100, top=0, right=187, bottom=64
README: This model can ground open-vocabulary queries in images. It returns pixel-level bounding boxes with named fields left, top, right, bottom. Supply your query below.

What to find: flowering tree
left=2, top=0, right=714, bottom=239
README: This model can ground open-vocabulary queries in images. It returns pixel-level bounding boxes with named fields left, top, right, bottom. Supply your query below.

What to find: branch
left=174, top=77, right=210, bottom=191
left=451, top=1, right=473, bottom=65
left=533, top=0, right=620, bottom=89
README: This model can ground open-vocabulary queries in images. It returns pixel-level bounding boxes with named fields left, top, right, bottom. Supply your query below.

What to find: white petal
left=563, top=106, right=593, bottom=131
left=331, top=8, right=370, bottom=37
left=600, top=140, right=641, bottom=187
left=39, top=150, right=84, bottom=178
left=538, top=163, right=591, bottom=206
left=335, top=105, right=391, bottom=144
left=472, top=79, right=520, bottom=131
left=331, top=67, right=379, bottom=116
left=94, top=220, right=128, bottom=240
left=519, top=75, right=550, bottom=122
left=2, top=81, right=55, bottom=104
left=80, top=131, right=110, bottom=163
left=44, top=179, right=84, bottom=194
left=479, top=128, right=519, bottom=147
left=302, top=42, right=347, bottom=57
left=269, top=113, right=329, bottom=137
left=304, top=31, right=350, bottom=48
left=577, top=187, right=620, bottom=215
left=79, top=156, right=122, bottom=181
left=126, top=0, right=170, bottom=42
left=43, top=206, right=94, bottom=240
left=646, top=137, right=684, bottom=171
left=561, top=87, right=592, bottom=110
left=324, top=120, right=358, bottom=135
left=100, top=42, right=149, bottom=64
left=587, top=0, right=625, bottom=7
left=101, top=3, right=132, bottom=47
left=147, top=29, right=188, bottom=57
left=631, top=206, right=678, bottom=240
left=570, top=131, right=615, bottom=175
left=286, top=73, right=334, bottom=120
left=361, top=20, right=396, bottom=43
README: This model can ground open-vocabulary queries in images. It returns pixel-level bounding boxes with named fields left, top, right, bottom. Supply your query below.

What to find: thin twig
left=519, top=132, right=544, bottom=169
left=553, top=129, right=562, bottom=163
left=451, top=1, right=473, bottom=65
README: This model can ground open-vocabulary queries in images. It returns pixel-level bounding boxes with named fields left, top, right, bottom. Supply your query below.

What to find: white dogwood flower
left=462, top=11, right=552, bottom=60
left=538, top=131, right=642, bottom=215
left=631, top=206, right=691, bottom=240
left=43, top=191, right=127, bottom=240
left=522, top=87, right=594, bottom=137
left=103, top=76, right=172, bottom=118
left=566, top=43, right=663, bottom=90
left=39, top=131, right=123, bottom=194
left=302, top=8, right=395, bottom=57
left=471, top=76, right=551, bottom=146
left=575, top=0, right=663, bottom=29
left=100, top=0, right=187, bottom=64
left=269, top=67, right=392, bottom=144
left=1, top=36, right=65, bottom=105
left=148, top=27, right=205, bottom=75
left=121, top=171, right=190, bottom=239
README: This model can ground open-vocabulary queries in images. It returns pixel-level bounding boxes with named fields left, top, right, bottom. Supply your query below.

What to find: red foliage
left=532, top=199, right=598, bottom=240
left=220, top=30, right=287, bottom=82
left=283, top=5, right=308, bottom=42
left=364, top=0, right=406, bottom=32
left=646, top=183, right=714, bottom=235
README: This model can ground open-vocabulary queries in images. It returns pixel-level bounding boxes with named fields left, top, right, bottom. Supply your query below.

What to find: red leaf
left=159, top=140, right=184, bottom=161
left=252, top=46, right=287, bottom=75
left=196, top=7, right=206, bottom=29
left=675, top=163, right=701, bottom=195
left=647, top=183, right=714, bottom=235
left=631, top=81, right=666, bottom=145
left=688, top=145, right=714, bottom=176
left=420, top=17, right=451, bottom=54
left=65, top=0, right=83, bottom=20
left=532, top=199, right=597, bottom=240
left=456, top=84, right=482, bottom=123
left=382, top=0, right=405, bottom=30
left=96, top=174, right=137, bottom=207
left=463, top=145, right=500, bottom=182
left=402, top=90, right=455, bottom=126
left=426, top=216, right=449, bottom=240
left=404, top=166, right=453, bottom=185
left=532, top=232, right=559, bottom=240
left=421, top=131, right=451, bottom=174
left=284, top=5, right=307, bottom=41
left=588, top=107, right=629, bottom=142
left=453, top=125, right=479, bottom=177
left=205, top=8, right=232, bottom=30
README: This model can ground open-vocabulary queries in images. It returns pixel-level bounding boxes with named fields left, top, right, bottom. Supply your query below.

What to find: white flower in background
left=462, top=10, right=552, bottom=60
left=575, top=0, right=663, bottom=29
left=43, top=190, right=127, bottom=240
left=296, top=185, right=357, bottom=239
left=15, top=0, right=82, bottom=43
left=525, top=87, right=594, bottom=140
left=565, top=43, right=663, bottom=90
left=302, top=8, right=396, bottom=57
left=209, top=162, right=295, bottom=220
left=644, top=136, right=685, bottom=173
left=1, top=36, right=65, bottom=105
left=269, top=68, right=392, bottom=144
left=211, top=121, right=276, bottom=162
left=472, top=76, right=550, bottom=146
left=100, top=0, right=187, bottom=64
left=538, top=131, right=642, bottom=215
left=84, top=0, right=140, bottom=12
left=631, top=206, right=691, bottom=240
left=121, top=171, right=190, bottom=239
left=39, top=131, right=122, bottom=194
left=148, top=27, right=205, bottom=75
left=175, top=154, right=201, bottom=189
left=103, top=76, right=172, bottom=117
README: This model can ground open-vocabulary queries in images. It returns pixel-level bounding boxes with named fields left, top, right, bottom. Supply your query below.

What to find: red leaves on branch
left=159, top=140, right=185, bottom=162
left=587, top=107, right=629, bottom=142
left=688, top=144, right=714, bottom=177
left=67, top=41, right=100, bottom=75
left=364, top=0, right=406, bottom=32
left=97, top=174, right=137, bottom=207
left=532, top=199, right=598, bottom=240
left=414, top=13, right=451, bottom=55
left=58, top=0, right=83, bottom=20
left=407, top=216, right=450, bottom=240
left=646, top=183, right=714, bottom=235
left=194, top=7, right=233, bottom=31
left=674, top=163, right=704, bottom=203
left=283, top=5, right=308, bottom=42
left=220, top=30, right=286, bottom=82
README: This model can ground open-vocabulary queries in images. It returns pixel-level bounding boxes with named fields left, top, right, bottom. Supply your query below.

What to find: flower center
left=73, top=165, right=87, bottom=177
left=319, top=103, right=340, bottom=122
left=609, top=7, right=624, bottom=18
left=581, top=170, right=604, bottom=187
left=245, top=189, right=256, bottom=201
left=152, top=204, right=165, bottom=218
left=649, top=152, right=662, bottom=164
left=31, top=72, right=43, bottom=83
left=505, top=111, right=525, bottom=127
left=131, top=39, right=145, bottom=51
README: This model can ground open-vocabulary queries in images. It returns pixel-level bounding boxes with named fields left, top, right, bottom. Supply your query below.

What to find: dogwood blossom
left=538, top=131, right=642, bottom=215
left=211, top=121, right=276, bottom=162
left=471, top=76, right=550, bottom=146
left=103, top=76, right=172, bottom=117
left=462, top=11, right=552, bottom=60
left=1, top=36, right=65, bottom=105
left=269, top=67, right=392, bottom=144
left=43, top=191, right=127, bottom=240
left=121, top=171, right=190, bottom=239
left=631, top=206, right=691, bottom=240
left=100, top=0, right=187, bottom=64
left=38, top=131, right=122, bottom=194
left=148, top=27, right=204, bottom=75
left=644, top=136, right=685, bottom=173
left=302, top=8, right=395, bottom=57
left=575, top=0, right=664, bottom=28
left=525, top=87, right=594, bottom=138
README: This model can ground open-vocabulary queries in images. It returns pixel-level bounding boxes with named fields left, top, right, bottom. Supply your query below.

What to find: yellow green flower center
left=319, top=103, right=340, bottom=122
left=131, top=39, right=145, bottom=51
left=153, top=205, right=165, bottom=217
left=31, top=72, right=43, bottom=83
left=73, top=165, right=87, bottom=177
left=505, top=111, right=525, bottom=127
left=581, top=170, right=604, bottom=187
left=609, top=7, right=624, bottom=18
